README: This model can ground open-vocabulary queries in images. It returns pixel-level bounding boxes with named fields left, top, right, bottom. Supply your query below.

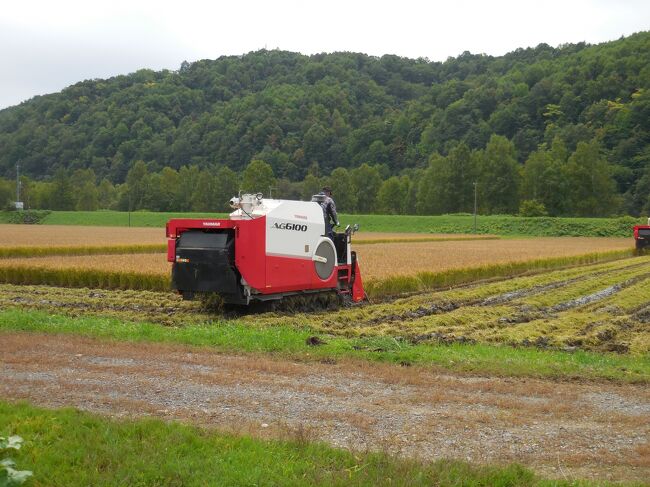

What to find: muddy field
left=1, top=333, right=648, bottom=483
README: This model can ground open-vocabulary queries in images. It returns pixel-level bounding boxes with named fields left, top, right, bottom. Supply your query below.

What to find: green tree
left=351, top=163, right=382, bottom=214
left=377, top=176, right=407, bottom=214
left=72, top=169, right=99, bottom=211
left=213, top=166, right=239, bottom=211
left=477, top=135, right=521, bottom=214
left=176, top=165, right=201, bottom=211
left=125, top=160, right=148, bottom=210
left=0, top=178, right=12, bottom=208
left=158, top=167, right=180, bottom=211
left=241, top=159, right=275, bottom=195
left=415, top=153, right=447, bottom=215
left=446, top=143, right=477, bottom=213
left=97, top=178, right=116, bottom=209
left=25, top=180, right=51, bottom=209
left=301, top=174, right=324, bottom=200
left=191, top=169, right=216, bottom=211
left=50, top=168, right=75, bottom=210
left=566, top=140, right=620, bottom=216
left=75, top=181, right=99, bottom=210
left=519, top=199, right=548, bottom=217
left=327, top=167, right=356, bottom=212
left=521, top=140, right=569, bottom=216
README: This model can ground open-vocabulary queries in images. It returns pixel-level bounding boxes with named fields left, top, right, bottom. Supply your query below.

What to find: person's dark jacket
left=319, top=193, right=339, bottom=227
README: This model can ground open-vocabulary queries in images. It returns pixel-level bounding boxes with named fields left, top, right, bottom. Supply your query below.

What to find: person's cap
left=322, top=186, right=332, bottom=193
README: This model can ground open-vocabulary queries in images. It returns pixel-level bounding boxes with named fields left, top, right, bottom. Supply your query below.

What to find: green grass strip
left=0, top=400, right=596, bottom=487
left=0, top=266, right=168, bottom=291
left=364, top=249, right=635, bottom=297
left=2, top=309, right=647, bottom=383
left=0, top=243, right=166, bottom=258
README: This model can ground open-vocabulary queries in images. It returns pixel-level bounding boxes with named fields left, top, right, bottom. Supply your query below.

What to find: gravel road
left=1, top=332, right=648, bottom=483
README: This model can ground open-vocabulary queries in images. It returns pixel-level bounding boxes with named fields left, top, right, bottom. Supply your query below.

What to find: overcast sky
left=1, top=0, right=649, bottom=109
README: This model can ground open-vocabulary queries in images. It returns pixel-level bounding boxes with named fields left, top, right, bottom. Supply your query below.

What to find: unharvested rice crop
left=0, top=237, right=631, bottom=280
left=1, top=225, right=493, bottom=259
left=357, top=237, right=631, bottom=279
left=1, top=224, right=165, bottom=247
left=0, top=253, right=169, bottom=275
left=1, top=224, right=491, bottom=248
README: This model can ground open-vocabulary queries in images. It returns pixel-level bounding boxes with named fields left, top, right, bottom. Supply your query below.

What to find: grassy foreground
left=1, top=210, right=644, bottom=237
left=0, top=401, right=577, bottom=487
left=1, top=309, right=647, bottom=382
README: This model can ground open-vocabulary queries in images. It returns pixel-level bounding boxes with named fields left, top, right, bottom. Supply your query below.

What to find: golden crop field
left=0, top=237, right=631, bottom=281
left=0, top=224, right=491, bottom=248
left=0, top=224, right=165, bottom=247
left=357, top=237, right=631, bottom=279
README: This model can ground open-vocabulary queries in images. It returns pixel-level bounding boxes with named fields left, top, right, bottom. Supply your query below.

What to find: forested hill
left=0, top=32, right=649, bottom=215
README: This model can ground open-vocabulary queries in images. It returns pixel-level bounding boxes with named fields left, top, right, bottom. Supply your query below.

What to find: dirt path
left=1, top=333, right=648, bottom=482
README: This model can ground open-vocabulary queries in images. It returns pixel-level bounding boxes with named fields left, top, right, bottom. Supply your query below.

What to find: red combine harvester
left=166, top=193, right=366, bottom=306
left=634, top=218, right=650, bottom=251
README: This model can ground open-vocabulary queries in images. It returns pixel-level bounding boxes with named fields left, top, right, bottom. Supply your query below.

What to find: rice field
left=251, top=255, right=650, bottom=354
left=0, top=253, right=169, bottom=275
left=357, top=237, right=631, bottom=279
left=0, top=237, right=630, bottom=280
left=2, top=254, right=649, bottom=355
left=0, top=224, right=165, bottom=247
left=1, top=221, right=647, bottom=356
left=0, top=224, right=492, bottom=250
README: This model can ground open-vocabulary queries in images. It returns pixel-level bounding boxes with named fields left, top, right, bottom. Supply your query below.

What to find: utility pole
left=473, top=182, right=478, bottom=234
left=16, top=162, right=20, bottom=202
left=15, top=162, right=23, bottom=210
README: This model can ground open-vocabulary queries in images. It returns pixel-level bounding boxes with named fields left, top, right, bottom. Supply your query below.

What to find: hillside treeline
left=1, top=134, right=638, bottom=216
left=0, top=32, right=649, bottom=215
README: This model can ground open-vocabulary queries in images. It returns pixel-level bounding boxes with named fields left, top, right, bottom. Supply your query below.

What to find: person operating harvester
left=318, top=186, right=339, bottom=239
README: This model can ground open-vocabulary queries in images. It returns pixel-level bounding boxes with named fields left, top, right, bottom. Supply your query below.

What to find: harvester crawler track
left=202, top=290, right=344, bottom=315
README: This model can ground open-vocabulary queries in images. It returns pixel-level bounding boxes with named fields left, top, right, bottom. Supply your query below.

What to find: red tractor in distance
left=634, top=218, right=650, bottom=251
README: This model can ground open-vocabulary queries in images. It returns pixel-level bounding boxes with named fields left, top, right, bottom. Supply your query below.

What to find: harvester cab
left=633, top=217, right=650, bottom=251
left=166, top=194, right=366, bottom=307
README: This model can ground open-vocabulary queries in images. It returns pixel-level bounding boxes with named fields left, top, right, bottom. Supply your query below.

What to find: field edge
left=1, top=310, right=648, bottom=383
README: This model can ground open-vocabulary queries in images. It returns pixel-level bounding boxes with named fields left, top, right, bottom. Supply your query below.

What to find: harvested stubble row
left=250, top=255, right=650, bottom=353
